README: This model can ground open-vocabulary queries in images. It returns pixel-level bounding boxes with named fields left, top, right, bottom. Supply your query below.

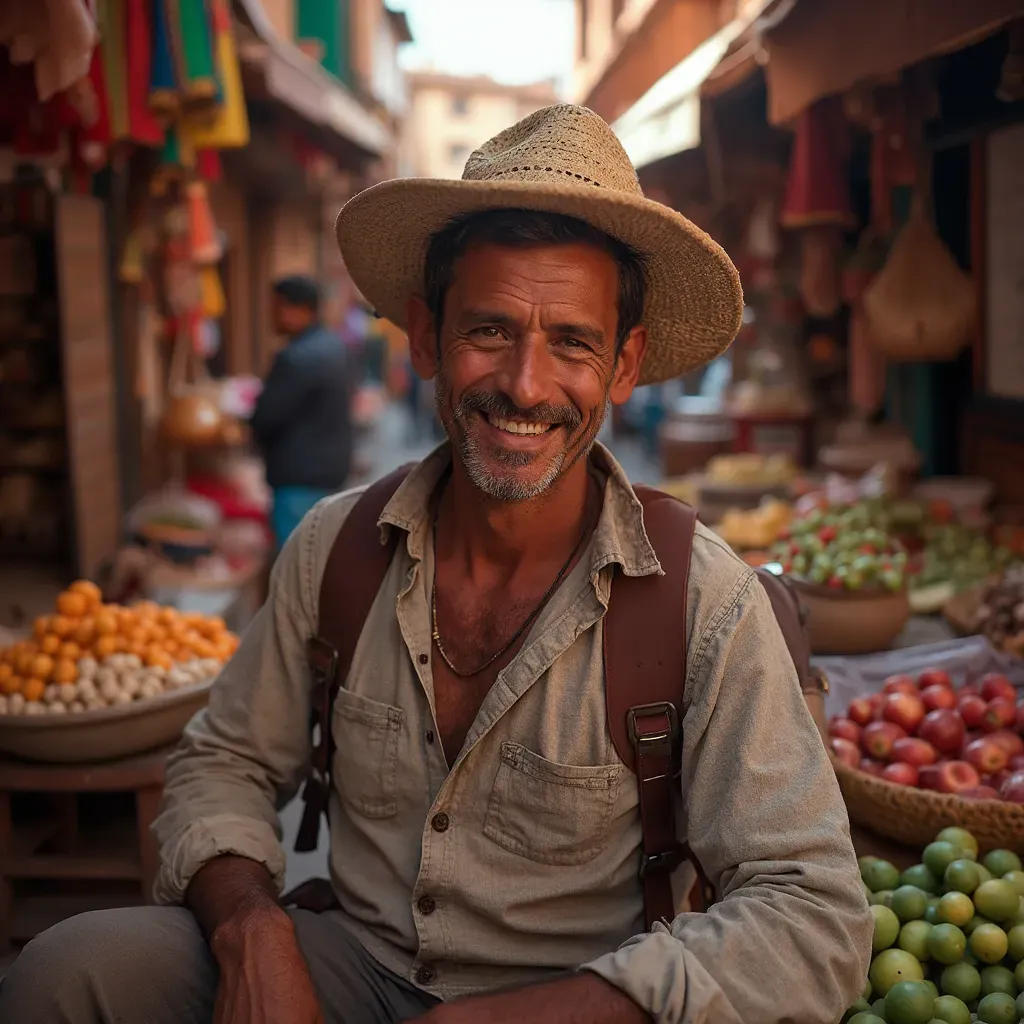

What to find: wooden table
left=0, top=747, right=171, bottom=949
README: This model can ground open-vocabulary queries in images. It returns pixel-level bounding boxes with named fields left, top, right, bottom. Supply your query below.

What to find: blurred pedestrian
left=250, top=275, right=352, bottom=550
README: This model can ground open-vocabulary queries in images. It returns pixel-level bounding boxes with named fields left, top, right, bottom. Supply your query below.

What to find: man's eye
left=562, top=337, right=589, bottom=350
left=472, top=326, right=504, bottom=340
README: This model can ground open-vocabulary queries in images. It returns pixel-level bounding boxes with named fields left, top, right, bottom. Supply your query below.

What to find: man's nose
left=496, top=333, right=555, bottom=412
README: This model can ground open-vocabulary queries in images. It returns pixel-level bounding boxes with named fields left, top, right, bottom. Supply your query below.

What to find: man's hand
left=415, top=972, right=650, bottom=1024
left=211, top=902, right=323, bottom=1024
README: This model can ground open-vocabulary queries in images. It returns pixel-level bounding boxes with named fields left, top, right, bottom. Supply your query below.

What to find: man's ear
left=406, top=295, right=437, bottom=381
left=608, top=325, right=647, bottom=405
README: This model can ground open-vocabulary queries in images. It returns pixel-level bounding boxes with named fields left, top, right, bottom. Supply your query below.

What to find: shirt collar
left=378, top=442, right=661, bottom=580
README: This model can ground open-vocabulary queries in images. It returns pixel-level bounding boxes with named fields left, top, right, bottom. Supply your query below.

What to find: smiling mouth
left=484, top=413, right=555, bottom=436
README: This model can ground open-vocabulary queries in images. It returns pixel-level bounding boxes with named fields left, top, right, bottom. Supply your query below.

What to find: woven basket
left=832, top=756, right=1024, bottom=854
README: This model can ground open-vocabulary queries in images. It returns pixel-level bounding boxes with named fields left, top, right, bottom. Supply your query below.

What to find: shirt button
left=417, top=894, right=436, bottom=915
left=418, top=653, right=428, bottom=665
left=415, top=965, right=436, bottom=985
left=431, top=812, right=450, bottom=833
left=425, top=729, right=435, bottom=745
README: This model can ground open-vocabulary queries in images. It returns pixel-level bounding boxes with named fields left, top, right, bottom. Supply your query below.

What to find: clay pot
left=789, top=577, right=910, bottom=655
left=162, top=392, right=223, bottom=447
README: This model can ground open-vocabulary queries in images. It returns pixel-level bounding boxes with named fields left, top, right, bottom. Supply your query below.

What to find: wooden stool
left=0, top=747, right=171, bottom=950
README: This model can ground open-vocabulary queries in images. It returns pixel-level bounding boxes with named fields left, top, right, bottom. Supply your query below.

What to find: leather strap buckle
left=627, top=701, right=680, bottom=760
left=639, top=848, right=685, bottom=880
left=307, top=637, right=339, bottom=685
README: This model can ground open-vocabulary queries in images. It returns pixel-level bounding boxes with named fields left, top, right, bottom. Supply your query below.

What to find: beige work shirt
left=153, top=444, right=872, bottom=1024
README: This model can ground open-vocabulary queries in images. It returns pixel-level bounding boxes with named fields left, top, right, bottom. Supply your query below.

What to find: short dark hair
left=272, top=275, right=321, bottom=312
left=423, top=209, right=648, bottom=352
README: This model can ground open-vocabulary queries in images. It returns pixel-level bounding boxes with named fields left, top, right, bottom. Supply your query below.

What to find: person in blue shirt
left=250, top=276, right=353, bottom=550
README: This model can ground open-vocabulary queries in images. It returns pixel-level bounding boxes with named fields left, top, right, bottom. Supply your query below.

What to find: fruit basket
left=0, top=679, right=212, bottom=762
left=832, top=755, right=1024, bottom=854
left=790, top=577, right=911, bottom=655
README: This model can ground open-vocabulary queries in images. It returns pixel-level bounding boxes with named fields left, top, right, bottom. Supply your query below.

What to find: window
left=451, top=95, right=469, bottom=116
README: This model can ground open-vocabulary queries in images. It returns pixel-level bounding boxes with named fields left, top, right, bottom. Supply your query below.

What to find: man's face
left=407, top=241, right=646, bottom=502
left=272, top=295, right=315, bottom=338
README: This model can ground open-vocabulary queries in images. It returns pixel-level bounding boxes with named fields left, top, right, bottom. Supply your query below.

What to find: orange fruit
left=193, top=639, right=216, bottom=659
left=33, top=615, right=51, bottom=639
left=73, top=617, right=96, bottom=646
left=40, top=634, right=61, bottom=656
left=157, top=607, right=179, bottom=626
left=94, top=610, right=118, bottom=636
left=53, top=659, right=78, bottom=684
left=69, top=579, right=102, bottom=608
left=144, top=646, right=173, bottom=670
left=129, top=641, right=150, bottom=659
left=199, top=616, right=226, bottom=637
left=30, top=654, right=54, bottom=681
left=16, top=647, right=38, bottom=676
left=93, top=635, right=118, bottom=658
left=58, top=642, right=82, bottom=662
left=56, top=591, right=88, bottom=618
left=22, top=677, right=45, bottom=702
left=1, top=673, right=21, bottom=696
left=149, top=625, right=168, bottom=644
left=50, top=615, right=75, bottom=638
left=134, top=601, right=160, bottom=620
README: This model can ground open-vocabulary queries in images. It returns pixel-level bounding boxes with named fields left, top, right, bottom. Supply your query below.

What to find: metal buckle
left=307, top=637, right=339, bottom=686
left=639, top=849, right=684, bottom=880
left=627, top=701, right=680, bottom=759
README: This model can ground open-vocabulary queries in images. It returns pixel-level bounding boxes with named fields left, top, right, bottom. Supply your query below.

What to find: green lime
left=847, top=1015, right=886, bottom=1024
left=892, top=885, right=930, bottom=922
left=980, top=964, right=1017, bottom=998
left=884, top=979, right=937, bottom=1024
left=1017, top=959, right=1024, bottom=990
left=870, top=889, right=895, bottom=907
left=975, top=863, right=995, bottom=885
left=863, top=858, right=902, bottom=892
left=1002, top=871, right=1024, bottom=898
left=872, top=904, right=902, bottom=951
left=936, top=827, right=979, bottom=857
left=944, top=859, right=981, bottom=895
left=932, top=993, right=972, bottom=1024
left=902, top=863, right=941, bottom=894
left=925, top=897, right=942, bottom=924
left=941, top=961, right=982, bottom=1002
left=1016, top=992, right=1024, bottom=1020
left=928, top=923, right=968, bottom=965
left=870, top=947, right=926, bottom=996
left=970, top=922, right=1010, bottom=964
left=964, top=914, right=991, bottom=936
left=863, top=978, right=873, bottom=1001
left=922, top=979, right=938, bottom=1000
left=871, top=998, right=887, bottom=1016
left=1007, top=923, right=1024, bottom=961
left=925, top=841, right=965, bottom=879
left=899, top=920, right=933, bottom=960
left=976, top=991, right=1017, bottom=1024
left=974, top=880, right=1021, bottom=923
left=938, top=891, right=975, bottom=927
left=1010, top=895, right=1024, bottom=927
left=842, top=999, right=873, bottom=1021
left=983, top=850, right=1023, bottom=877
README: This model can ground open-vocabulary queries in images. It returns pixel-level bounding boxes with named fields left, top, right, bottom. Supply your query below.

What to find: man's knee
left=0, top=906, right=216, bottom=1023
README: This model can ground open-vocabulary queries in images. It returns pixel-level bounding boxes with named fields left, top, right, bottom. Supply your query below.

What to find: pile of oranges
left=0, top=580, right=239, bottom=704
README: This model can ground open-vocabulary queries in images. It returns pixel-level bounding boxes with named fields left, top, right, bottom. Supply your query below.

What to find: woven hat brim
left=335, top=177, right=743, bottom=386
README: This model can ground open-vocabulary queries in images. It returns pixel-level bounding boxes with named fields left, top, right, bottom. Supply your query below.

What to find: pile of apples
left=828, top=669, right=1024, bottom=803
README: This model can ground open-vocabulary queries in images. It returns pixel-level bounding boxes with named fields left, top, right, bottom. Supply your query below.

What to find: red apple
left=882, top=674, right=918, bottom=696
left=928, top=760, right=981, bottom=794
left=828, top=717, right=862, bottom=745
left=868, top=693, right=886, bottom=720
left=882, top=762, right=919, bottom=786
left=847, top=698, right=874, bottom=727
left=918, top=709, right=966, bottom=756
left=999, top=770, right=1024, bottom=803
left=921, top=685, right=957, bottom=712
left=964, top=737, right=1009, bottom=774
left=957, top=693, right=988, bottom=729
left=892, top=737, right=938, bottom=767
left=979, top=672, right=1016, bottom=704
left=982, top=769, right=1011, bottom=791
left=862, top=721, right=907, bottom=761
left=829, top=736, right=861, bottom=769
left=1011, top=754, right=1024, bottom=772
left=960, top=785, right=1001, bottom=801
left=988, top=730, right=1024, bottom=759
left=918, top=668, right=953, bottom=690
left=982, top=699, right=1017, bottom=734
left=881, top=692, right=926, bottom=733
left=859, top=757, right=885, bottom=778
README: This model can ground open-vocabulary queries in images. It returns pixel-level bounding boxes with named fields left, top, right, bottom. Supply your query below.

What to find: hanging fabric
left=165, top=0, right=219, bottom=107
left=95, top=0, right=129, bottom=139
left=150, top=0, right=180, bottom=120
left=124, top=0, right=164, bottom=145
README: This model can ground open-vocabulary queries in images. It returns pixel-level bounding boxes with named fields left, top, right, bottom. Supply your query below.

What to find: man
left=0, top=105, right=871, bottom=1024
left=251, top=275, right=352, bottom=549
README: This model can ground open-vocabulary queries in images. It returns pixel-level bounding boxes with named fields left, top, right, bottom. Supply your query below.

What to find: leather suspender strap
left=603, top=486, right=711, bottom=929
left=294, top=465, right=413, bottom=853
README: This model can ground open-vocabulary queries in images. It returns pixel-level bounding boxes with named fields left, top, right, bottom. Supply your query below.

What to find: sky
left=396, top=0, right=576, bottom=96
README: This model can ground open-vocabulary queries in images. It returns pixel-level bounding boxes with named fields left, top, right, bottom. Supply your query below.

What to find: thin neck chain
left=430, top=492, right=593, bottom=679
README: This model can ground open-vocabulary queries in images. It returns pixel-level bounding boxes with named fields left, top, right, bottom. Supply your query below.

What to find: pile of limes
left=844, top=826, right=1024, bottom=1024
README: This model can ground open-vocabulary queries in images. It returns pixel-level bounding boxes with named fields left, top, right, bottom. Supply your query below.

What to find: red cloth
left=125, top=0, right=165, bottom=145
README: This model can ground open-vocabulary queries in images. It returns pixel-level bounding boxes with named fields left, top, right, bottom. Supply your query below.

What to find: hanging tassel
left=196, top=148, right=222, bottom=181
left=199, top=265, right=226, bottom=319
left=119, top=227, right=146, bottom=284
left=186, top=180, right=223, bottom=264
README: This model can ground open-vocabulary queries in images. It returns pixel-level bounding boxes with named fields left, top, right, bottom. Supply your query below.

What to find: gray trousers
left=0, top=906, right=440, bottom=1024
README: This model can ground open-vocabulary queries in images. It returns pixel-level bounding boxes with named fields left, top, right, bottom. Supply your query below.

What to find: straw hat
left=336, top=104, right=743, bottom=384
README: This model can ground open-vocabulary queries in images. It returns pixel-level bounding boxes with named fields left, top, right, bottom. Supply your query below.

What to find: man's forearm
left=185, top=853, right=288, bottom=944
left=424, top=972, right=650, bottom=1024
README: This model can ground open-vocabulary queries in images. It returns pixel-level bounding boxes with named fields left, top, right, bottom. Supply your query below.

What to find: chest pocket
left=483, top=742, right=625, bottom=866
left=331, top=688, right=403, bottom=818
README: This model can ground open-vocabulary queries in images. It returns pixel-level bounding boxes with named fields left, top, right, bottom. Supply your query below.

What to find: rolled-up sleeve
left=151, top=513, right=317, bottom=905
left=583, top=574, right=872, bottom=1023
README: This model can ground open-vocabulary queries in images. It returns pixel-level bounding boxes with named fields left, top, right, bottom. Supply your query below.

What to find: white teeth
left=487, top=414, right=552, bottom=436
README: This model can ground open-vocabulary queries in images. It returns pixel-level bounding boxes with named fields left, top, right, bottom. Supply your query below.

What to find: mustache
left=453, top=389, right=583, bottom=431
